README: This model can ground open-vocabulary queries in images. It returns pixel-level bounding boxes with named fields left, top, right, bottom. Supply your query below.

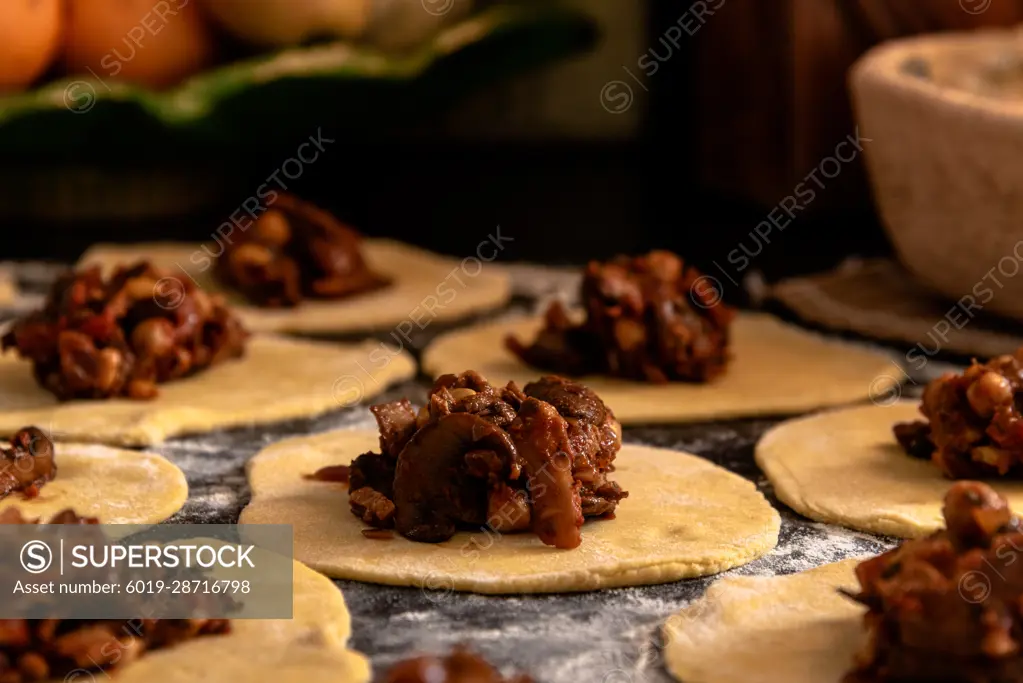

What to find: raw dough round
left=421, top=313, right=899, bottom=425
left=0, top=444, right=187, bottom=524
left=105, top=559, right=369, bottom=683
left=0, top=268, right=14, bottom=306
left=755, top=400, right=1023, bottom=538
left=240, top=430, right=781, bottom=594
left=663, top=559, right=865, bottom=683
left=0, top=335, right=416, bottom=446
left=80, top=240, right=511, bottom=335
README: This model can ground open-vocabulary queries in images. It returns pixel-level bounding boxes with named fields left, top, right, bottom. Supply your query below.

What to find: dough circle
left=421, top=313, right=899, bottom=425
left=103, top=559, right=369, bottom=683
left=0, top=444, right=187, bottom=524
left=0, top=268, right=14, bottom=306
left=663, top=559, right=865, bottom=683
left=755, top=400, right=1023, bottom=538
left=240, top=430, right=781, bottom=594
left=80, top=240, right=512, bottom=335
left=0, top=336, right=416, bottom=446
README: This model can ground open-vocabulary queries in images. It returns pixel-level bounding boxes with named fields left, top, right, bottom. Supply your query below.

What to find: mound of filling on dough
left=0, top=508, right=231, bottom=682
left=215, top=193, right=390, bottom=307
left=505, top=251, right=735, bottom=383
left=0, top=427, right=55, bottom=500
left=382, top=646, right=534, bottom=682
left=844, top=481, right=1023, bottom=683
left=894, top=351, right=1023, bottom=477
left=1, top=261, right=249, bottom=400
left=340, top=370, right=628, bottom=550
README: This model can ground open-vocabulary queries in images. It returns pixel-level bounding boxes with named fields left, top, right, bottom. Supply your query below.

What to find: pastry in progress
left=425, top=313, right=897, bottom=425
left=0, top=333, right=414, bottom=446
left=755, top=400, right=1023, bottom=537
left=892, top=347, right=1023, bottom=478
left=0, top=542, right=369, bottom=683
left=507, top=251, right=734, bottom=383
left=0, top=432, right=187, bottom=523
left=80, top=238, right=511, bottom=336
left=664, top=481, right=1023, bottom=683
left=663, top=559, right=865, bottom=683
left=240, top=372, right=780, bottom=593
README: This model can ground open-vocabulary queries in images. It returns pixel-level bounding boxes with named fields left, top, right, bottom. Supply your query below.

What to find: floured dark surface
left=1, top=261, right=955, bottom=683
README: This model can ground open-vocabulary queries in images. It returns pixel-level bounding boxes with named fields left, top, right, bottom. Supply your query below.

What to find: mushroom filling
left=0, top=509, right=231, bottom=683
left=844, top=481, right=1023, bottom=683
left=215, top=193, right=390, bottom=308
left=894, top=350, right=1023, bottom=478
left=505, top=251, right=735, bottom=383
left=346, top=371, right=628, bottom=550
left=381, top=646, right=534, bottom=683
left=0, top=427, right=55, bottom=500
left=1, top=261, right=248, bottom=401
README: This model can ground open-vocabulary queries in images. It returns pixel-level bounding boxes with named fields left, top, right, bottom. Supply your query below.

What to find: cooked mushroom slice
left=507, top=399, right=583, bottom=550
left=392, top=413, right=518, bottom=543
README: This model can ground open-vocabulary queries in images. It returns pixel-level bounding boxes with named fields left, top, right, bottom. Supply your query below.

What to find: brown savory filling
left=505, top=251, right=735, bottom=383
left=381, top=646, right=534, bottom=683
left=893, top=351, right=1023, bottom=478
left=844, top=481, right=1023, bottom=683
left=215, top=193, right=390, bottom=308
left=0, top=428, right=55, bottom=500
left=1, top=261, right=248, bottom=401
left=341, top=370, right=628, bottom=550
left=0, top=508, right=230, bottom=682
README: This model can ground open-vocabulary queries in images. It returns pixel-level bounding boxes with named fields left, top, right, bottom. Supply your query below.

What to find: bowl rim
left=850, top=24, right=1023, bottom=117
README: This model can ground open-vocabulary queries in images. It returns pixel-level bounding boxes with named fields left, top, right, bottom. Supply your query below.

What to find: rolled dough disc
left=421, top=313, right=899, bottom=425
left=755, top=400, right=1023, bottom=538
left=79, top=240, right=511, bottom=335
left=663, top=559, right=866, bottom=683
left=0, top=444, right=187, bottom=524
left=0, top=336, right=416, bottom=447
left=0, top=268, right=14, bottom=305
left=106, top=559, right=369, bottom=683
left=239, top=430, right=780, bottom=594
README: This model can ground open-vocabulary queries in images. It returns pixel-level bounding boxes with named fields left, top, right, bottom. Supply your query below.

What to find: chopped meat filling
left=0, top=428, right=56, bottom=500
left=340, top=371, right=628, bottom=550
left=506, top=251, right=735, bottom=383
left=893, top=350, right=1023, bottom=477
left=381, top=646, right=534, bottom=683
left=215, top=193, right=390, bottom=308
left=1, top=261, right=248, bottom=401
left=844, top=481, right=1023, bottom=683
left=0, top=508, right=230, bottom=682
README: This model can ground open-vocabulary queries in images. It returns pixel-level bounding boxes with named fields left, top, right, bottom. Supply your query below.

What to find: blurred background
left=3, top=0, right=1023, bottom=295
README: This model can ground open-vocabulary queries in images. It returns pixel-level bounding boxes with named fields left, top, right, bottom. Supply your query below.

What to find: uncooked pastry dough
left=0, top=335, right=415, bottom=447
left=0, top=444, right=187, bottom=524
left=663, top=559, right=866, bottom=683
left=80, top=240, right=512, bottom=335
left=0, top=268, right=14, bottom=306
left=100, top=559, right=369, bottom=683
left=756, top=400, right=1023, bottom=538
left=422, top=313, right=899, bottom=425
left=240, top=430, right=781, bottom=594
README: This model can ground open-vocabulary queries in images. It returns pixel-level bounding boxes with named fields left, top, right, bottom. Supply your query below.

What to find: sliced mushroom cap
left=392, top=412, right=518, bottom=543
left=507, top=398, right=583, bottom=550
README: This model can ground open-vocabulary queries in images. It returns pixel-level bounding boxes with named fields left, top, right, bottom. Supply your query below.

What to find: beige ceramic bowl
left=851, top=27, right=1023, bottom=320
